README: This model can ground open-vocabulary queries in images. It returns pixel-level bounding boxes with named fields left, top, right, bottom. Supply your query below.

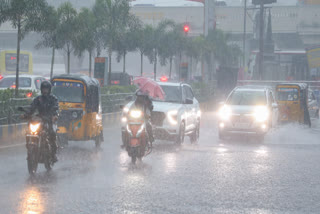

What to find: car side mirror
left=120, top=105, right=124, bottom=110
left=272, top=103, right=278, bottom=109
left=185, top=98, right=193, bottom=105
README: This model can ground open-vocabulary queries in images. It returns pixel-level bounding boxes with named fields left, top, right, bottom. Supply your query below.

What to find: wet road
left=1, top=112, right=320, bottom=214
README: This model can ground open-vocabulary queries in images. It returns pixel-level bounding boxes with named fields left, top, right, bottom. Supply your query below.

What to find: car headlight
left=254, top=106, right=269, bottom=122
left=167, top=110, right=178, bottom=125
left=30, top=123, right=40, bottom=133
left=123, top=107, right=129, bottom=113
left=96, top=114, right=102, bottom=120
left=218, top=105, right=232, bottom=121
left=130, top=110, right=142, bottom=119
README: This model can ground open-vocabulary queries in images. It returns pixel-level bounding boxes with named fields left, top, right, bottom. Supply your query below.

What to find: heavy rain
left=1, top=0, right=320, bottom=213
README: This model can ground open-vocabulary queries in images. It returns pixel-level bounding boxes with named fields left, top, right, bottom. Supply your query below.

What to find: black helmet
left=40, top=81, right=52, bottom=95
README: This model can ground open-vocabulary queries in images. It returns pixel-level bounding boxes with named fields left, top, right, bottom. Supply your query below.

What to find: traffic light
left=183, top=24, right=190, bottom=34
left=252, top=0, right=276, bottom=5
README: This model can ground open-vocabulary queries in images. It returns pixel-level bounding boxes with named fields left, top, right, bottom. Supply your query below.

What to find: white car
left=218, top=85, right=279, bottom=141
left=121, top=82, right=201, bottom=144
left=0, top=75, right=46, bottom=94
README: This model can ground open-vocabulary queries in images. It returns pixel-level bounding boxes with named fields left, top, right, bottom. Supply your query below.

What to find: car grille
left=231, top=115, right=254, bottom=124
left=151, top=111, right=166, bottom=127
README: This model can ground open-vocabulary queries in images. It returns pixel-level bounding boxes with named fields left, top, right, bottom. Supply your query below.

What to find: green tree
left=36, top=6, right=61, bottom=79
left=158, top=23, right=186, bottom=79
left=0, top=0, right=49, bottom=96
left=136, top=24, right=154, bottom=76
left=93, top=0, right=131, bottom=85
left=114, top=15, right=142, bottom=73
left=57, top=2, right=78, bottom=74
left=74, top=8, right=98, bottom=77
left=145, top=20, right=175, bottom=80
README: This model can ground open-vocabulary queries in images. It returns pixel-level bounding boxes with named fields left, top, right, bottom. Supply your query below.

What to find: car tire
left=176, top=122, right=185, bottom=145
left=190, top=123, right=200, bottom=144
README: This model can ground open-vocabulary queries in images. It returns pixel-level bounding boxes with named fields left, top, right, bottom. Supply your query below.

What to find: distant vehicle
left=109, top=72, right=133, bottom=86
left=276, top=83, right=311, bottom=126
left=218, top=85, right=279, bottom=141
left=0, top=74, right=46, bottom=95
left=0, top=50, right=33, bottom=75
left=308, top=89, right=319, bottom=119
left=121, top=82, right=201, bottom=145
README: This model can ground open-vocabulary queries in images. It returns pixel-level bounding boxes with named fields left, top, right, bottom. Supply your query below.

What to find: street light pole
left=258, top=1, right=264, bottom=80
left=243, top=0, right=247, bottom=68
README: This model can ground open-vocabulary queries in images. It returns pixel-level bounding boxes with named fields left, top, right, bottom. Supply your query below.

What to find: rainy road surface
left=1, top=112, right=320, bottom=214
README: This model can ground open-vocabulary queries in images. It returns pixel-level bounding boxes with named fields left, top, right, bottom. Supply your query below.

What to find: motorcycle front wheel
left=44, top=145, right=52, bottom=171
left=27, top=144, right=39, bottom=175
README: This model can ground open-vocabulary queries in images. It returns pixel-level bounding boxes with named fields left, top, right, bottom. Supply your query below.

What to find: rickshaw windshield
left=277, top=87, right=299, bottom=101
left=52, top=81, right=84, bottom=103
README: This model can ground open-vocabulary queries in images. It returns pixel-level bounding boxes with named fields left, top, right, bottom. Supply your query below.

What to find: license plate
left=130, top=139, right=140, bottom=147
left=234, top=123, right=250, bottom=129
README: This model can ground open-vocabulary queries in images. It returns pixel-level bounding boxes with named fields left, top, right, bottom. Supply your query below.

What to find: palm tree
left=136, top=24, right=154, bottom=76
left=0, top=0, right=49, bottom=96
left=57, top=2, right=78, bottom=74
left=93, top=0, right=131, bottom=85
left=36, top=6, right=61, bottom=79
left=146, top=20, right=176, bottom=80
left=114, top=15, right=142, bottom=73
left=74, top=8, right=98, bottom=77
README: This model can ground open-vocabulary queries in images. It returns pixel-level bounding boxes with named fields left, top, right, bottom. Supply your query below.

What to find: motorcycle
left=124, top=108, right=152, bottom=164
left=18, top=107, right=55, bottom=175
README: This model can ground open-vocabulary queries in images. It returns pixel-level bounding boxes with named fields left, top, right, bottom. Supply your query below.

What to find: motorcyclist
left=122, top=90, right=154, bottom=148
left=135, top=90, right=155, bottom=143
left=23, top=81, right=59, bottom=162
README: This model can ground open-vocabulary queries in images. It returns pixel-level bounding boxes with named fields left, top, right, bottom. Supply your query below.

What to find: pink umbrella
left=133, top=77, right=165, bottom=100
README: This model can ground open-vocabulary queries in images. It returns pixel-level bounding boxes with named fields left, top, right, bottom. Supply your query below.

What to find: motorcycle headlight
left=130, top=110, right=142, bottom=119
left=72, top=112, right=78, bottom=118
left=218, top=105, right=232, bottom=121
left=30, top=123, right=40, bottom=133
left=167, top=110, right=178, bottom=125
left=254, top=106, right=269, bottom=122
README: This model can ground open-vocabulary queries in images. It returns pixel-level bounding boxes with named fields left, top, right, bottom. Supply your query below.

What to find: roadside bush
left=101, top=85, right=137, bottom=94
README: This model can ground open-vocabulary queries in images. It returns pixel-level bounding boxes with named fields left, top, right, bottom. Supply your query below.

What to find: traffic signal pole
left=258, top=2, right=264, bottom=80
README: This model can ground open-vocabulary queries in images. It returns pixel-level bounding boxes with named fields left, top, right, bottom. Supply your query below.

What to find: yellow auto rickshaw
left=51, top=74, right=103, bottom=147
left=276, top=83, right=311, bottom=126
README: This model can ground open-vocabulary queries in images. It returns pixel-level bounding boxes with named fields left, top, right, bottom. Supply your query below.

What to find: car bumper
left=218, top=120, right=269, bottom=136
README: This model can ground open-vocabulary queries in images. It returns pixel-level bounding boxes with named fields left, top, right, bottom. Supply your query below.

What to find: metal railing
left=0, top=98, right=33, bottom=125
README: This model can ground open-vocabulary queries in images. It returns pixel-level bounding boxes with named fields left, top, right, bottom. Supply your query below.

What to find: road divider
left=0, top=112, right=122, bottom=146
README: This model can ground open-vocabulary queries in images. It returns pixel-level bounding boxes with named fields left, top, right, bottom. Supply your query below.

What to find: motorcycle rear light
left=26, top=92, right=32, bottom=97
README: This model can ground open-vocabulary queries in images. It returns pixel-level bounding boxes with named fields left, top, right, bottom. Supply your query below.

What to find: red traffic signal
left=183, top=25, right=190, bottom=33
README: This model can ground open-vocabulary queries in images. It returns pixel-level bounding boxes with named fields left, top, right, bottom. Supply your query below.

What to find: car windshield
left=156, top=85, right=182, bottom=103
left=52, top=81, right=84, bottom=103
left=277, top=88, right=299, bottom=101
left=227, top=90, right=266, bottom=105
left=0, top=77, right=31, bottom=88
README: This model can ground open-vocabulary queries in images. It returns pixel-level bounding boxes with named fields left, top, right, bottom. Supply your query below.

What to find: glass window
left=0, top=77, right=31, bottom=88
left=52, top=81, right=84, bottom=103
left=34, top=79, right=41, bottom=89
left=277, top=88, right=299, bottom=101
left=5, top=53, right=29, bottom=72
left=184, top=86, right=194, bottom=100
left=156, top=85, right=182, bottom=103
left=227, top=90, right=267, bottom=106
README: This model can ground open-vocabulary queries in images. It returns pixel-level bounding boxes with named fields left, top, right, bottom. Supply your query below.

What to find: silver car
left=218, top=86, right=279, bottom=141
